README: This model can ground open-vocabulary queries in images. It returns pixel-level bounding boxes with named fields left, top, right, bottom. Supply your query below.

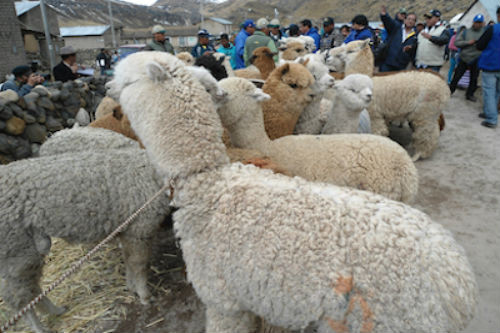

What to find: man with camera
left=0, top=65, right=44, bottom=97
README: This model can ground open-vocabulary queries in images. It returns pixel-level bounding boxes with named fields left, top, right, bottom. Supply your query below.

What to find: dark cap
left=198, top=29, right=210, bottom=37
left=424, top=9, right=441, bottom=18
left=219, top=33, right=229, bottom=40
left=323, top=17, right=334, bottom=26
left=12, top=65, right=31, bottom=77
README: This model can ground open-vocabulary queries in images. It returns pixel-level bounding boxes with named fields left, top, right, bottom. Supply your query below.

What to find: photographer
left=0, top=65, right=44, bottom=97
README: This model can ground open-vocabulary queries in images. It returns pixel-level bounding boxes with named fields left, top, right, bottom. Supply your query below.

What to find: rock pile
left=0, top=77, right=108, bottom=164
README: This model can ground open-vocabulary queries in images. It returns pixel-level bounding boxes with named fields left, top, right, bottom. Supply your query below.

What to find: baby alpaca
left=117, top=54, right=477, bottom=333
left=0, top=149, right=170, bottom=333
left=219, top=77, right=417, bottom=203
left=321, top=74, right=373, bottom=134
left=262, top=62, right=315, bottom=139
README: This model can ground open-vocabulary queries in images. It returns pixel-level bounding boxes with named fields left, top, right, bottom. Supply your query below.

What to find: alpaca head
left=249, top=47, right=277, bottom=65
left=297, top=54, right=335, bottom=93
left=194, top=53, right=228, bottom=81
left=334, top=74, right=373, bottom=111
left=280, top=41, right=308, bottom=60
left=326, top=39, right=371, bottom=72
left=264, top=62, right=315, bottom=106
left=218, top=77, right=270, bottom=128
left=176, top=51, right=195, bottom=66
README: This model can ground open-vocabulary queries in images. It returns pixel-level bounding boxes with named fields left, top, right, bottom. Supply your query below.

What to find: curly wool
left=368, top=71, right=450, bottom=161
left=39, top=126, right=140, bottom=156
left=262, top=63, right=315, bottom=140
left=116, top=52, right=477, bottom=333
left=0, top=149, right=170, bottom=332
left=219, top=77, right=417, bottom=203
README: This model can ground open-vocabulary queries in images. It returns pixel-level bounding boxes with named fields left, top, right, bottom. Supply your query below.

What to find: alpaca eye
left=349, top=88, right=356, bottom=92
left=296, top=49, right=302, bottom=52
left=289, top=83, right=298, bottom=89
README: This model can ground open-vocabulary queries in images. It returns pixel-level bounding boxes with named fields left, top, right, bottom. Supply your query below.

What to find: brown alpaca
left=90, top=105, right=144, bottom=147
left=262, top=62, right=315, bottom=139
left=95, top=96, right=120, bottom=120
left=248, top=47, right=277, bottom=80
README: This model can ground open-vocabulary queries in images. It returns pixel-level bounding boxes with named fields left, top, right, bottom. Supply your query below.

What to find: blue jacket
left=234, top=29, right=251, bottom=69
left=343, top=27, right=373, bottom=44
left=0, top=79, right=33, bottom=96
left=191, top=43, right=215, bottom=59
left=380, top=13, right=417, bottom=69
left=305, top=27, right=321, bottom=52
left=217, top=43, right=237, bottom=69
left=477, top=24, right=500, bottom=72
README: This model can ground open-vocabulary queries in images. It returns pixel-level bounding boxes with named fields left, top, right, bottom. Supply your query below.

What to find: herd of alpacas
left=0, top=36, right=478, bottom=333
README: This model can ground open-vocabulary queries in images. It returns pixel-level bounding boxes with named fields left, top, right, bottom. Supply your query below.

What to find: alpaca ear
left=302, top=58, right=310, bottom=66
left=146, top=61, right=170, bottom=82
left=250, top=88, right=271, bottom=102
left=217, top=56, right=225, bottom=65
left=280, top=63, right=290, bottom=76
left=112, top=106, right=124, bottom=120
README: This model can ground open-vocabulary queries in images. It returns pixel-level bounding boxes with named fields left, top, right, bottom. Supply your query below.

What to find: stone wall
left=0, top=77, right=108, bottom=164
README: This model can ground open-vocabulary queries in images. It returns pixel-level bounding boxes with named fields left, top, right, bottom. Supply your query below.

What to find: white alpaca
left=218, top=77, right=416, bottom=203
left=116, top=51, right=477, bottom=333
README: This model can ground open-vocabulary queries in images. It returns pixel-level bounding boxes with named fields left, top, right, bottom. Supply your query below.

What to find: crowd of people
left=1, top=6, right=499, bottom=128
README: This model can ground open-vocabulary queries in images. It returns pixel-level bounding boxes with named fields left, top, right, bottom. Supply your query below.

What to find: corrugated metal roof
left=15, top=1, right=40, bottom=16
left=60, top=25, right=110, bottom=37
left=209, top=17, right=233, bottom=25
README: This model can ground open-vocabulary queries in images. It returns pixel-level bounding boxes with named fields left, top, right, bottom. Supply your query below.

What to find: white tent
left=457, top=0, right=499, bottom=28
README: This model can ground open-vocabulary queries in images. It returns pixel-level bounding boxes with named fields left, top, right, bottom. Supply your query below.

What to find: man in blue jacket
left=0, top=65, right=44, bottom=96
left=476, top=6, right=500, bottom=128
left=299, top=19, right=321, bottom=52
left=343, top=15, right=373, bottom=45
left=234, top=20, right=255, bottom=69
left=379, top=6, right=418, bottom=71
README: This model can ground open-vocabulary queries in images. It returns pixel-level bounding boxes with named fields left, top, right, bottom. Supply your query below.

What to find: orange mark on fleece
left=325, top=275, right=374, bottom=333
left=334, top=276, right=353, bottom=294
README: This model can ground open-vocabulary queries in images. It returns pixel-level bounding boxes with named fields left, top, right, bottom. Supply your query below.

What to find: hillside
left=46, top=0, right=188, bottom=28
left=203, top=0, right=473, bottom=25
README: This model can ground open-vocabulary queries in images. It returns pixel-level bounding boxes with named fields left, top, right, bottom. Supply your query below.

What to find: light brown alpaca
left=248, top=47, right=277, bottom=80
left=262, top=62, right=315, bottom=139
left=280, top=41, right=308, bottom=60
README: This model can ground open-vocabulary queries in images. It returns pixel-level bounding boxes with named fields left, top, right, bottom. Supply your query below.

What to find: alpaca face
left=280, top=41, right=308, bottom=61
left=335, top=74, right=373, bottom=110
left=218, top=77, right=270, bottom=127
left=275, top=63, right=315, bottom=104
left=298, top=55, right=335, bottom=93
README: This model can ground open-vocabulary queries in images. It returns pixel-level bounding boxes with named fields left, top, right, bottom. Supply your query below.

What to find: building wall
left=202, top=21, right=232, bottom=35
left=18, top=6, right=60, bottom=36
left=0, top=0, right=27, bottom=80
left=64, top=36, right=106, bottom=50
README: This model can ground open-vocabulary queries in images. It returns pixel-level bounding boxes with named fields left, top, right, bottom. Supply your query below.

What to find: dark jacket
left=0, top=79, right=33, bottom=96
left=477, top=24, right=500, bottom=72
left=380, top=13, right=417, bottom=69
left=191, top=43, right=216, bottom=59
left=344, top=27, right=373, bottom=44
left=53, top=62, right=78, bottom=82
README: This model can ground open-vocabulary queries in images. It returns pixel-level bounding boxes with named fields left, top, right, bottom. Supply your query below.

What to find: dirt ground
left=1, top=79, right=498, bottom=333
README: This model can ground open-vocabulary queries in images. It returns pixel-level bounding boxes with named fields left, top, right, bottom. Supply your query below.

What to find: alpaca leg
left=38, top=296, right=67, bottom=315
left=410, top=121, right=440, bottom=161
left=25, top=308, right=53, bottom=333
left=206, top=306, right=258, bottom=333
left=119, top=235, right=152, bottom=304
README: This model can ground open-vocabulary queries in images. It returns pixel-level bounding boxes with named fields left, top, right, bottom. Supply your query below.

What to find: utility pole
left=200, top=0, right=204, bottom=28
left=108, top=0, right=117, bottom=48
left=39, top=0, right=55, bottom=74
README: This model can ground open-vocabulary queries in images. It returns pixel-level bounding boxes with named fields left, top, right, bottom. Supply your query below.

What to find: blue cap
left=473, top=14, right=484, bottom=23
left=243, top=19, right=256, bottom=28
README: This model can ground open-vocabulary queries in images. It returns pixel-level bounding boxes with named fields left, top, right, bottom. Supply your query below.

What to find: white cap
left=269, top=18, right=280, bottom=27
left=152, top=25, right=166, bottom=34
left=60, top=45, right=76, bottom=56
left=256, top=18, right=269, bottom=30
